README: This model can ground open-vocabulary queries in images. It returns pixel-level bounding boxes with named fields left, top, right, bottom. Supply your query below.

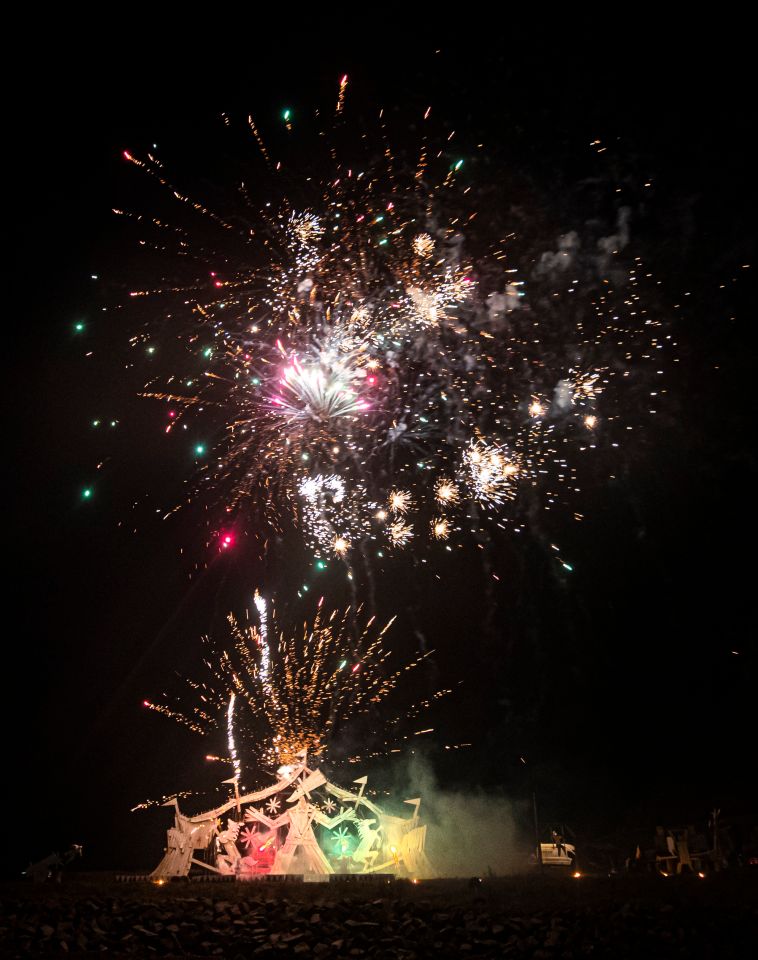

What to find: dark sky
left=6, top=27, right=756, bottom=873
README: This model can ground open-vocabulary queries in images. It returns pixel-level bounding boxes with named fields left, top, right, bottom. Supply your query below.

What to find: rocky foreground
left=2, top=874, right=756, bottom=958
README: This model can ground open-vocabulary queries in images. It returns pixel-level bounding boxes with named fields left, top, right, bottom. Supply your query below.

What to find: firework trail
left=226, top=692, right=241, bottom=783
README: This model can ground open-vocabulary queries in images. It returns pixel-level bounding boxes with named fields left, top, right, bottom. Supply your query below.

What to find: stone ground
left=1, top=872, right=756, bottom=958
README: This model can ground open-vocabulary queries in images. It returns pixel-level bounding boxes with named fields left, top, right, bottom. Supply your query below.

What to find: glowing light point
left=81, top=487, right=93, bottom=500
left=194, top=444, right=206, bottom=456
left=74, top=322, right=85, bottom=333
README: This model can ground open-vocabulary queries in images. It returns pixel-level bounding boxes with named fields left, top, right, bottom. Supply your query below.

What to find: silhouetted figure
left=552, top=830, right=566, bottom=858
left=24, top=844, right=82, bottom=882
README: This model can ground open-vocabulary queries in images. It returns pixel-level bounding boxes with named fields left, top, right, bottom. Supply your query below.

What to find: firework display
left=108, top=79, right=673, bottom=878
left=118, top=82, right=666, bottom=568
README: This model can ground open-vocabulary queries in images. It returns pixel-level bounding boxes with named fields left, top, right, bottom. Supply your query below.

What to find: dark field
left=1, top=872, right=756, bottom=958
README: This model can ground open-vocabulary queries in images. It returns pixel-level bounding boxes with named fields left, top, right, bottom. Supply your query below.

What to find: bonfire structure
left=151, top=756, right=433, bottom=880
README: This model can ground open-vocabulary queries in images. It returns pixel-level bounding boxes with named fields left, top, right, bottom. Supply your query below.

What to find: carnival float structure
left=151, top=755, right=433, bottom=880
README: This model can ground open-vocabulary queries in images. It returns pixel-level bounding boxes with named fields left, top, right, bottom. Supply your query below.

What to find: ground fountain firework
left=143, top=594, right=450, bottom=772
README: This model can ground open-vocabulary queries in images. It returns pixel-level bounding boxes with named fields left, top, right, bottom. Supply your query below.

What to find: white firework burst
left=460, top=439, right=520, bottom=507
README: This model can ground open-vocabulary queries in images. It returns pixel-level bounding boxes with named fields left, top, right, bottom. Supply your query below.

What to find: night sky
left=7, top=27, right=756, bottom=874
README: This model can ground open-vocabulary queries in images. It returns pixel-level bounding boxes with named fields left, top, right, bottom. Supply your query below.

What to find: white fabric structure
left=150, top=759, right=434, bottom=880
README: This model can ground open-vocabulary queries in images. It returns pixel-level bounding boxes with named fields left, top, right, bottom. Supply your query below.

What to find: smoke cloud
left=383, top=753, right=525, bottom=877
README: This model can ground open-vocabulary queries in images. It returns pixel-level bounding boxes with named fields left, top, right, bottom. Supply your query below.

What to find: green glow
left=82, top=487, right=93, bottom=500
left=251, top=377, right=261, bottom=386
left=283, top=109, right=291, bottom=121
left=203, top=347, right=213, bottom=358
left=92, top=420, right=100, bottom=427
left=562, top=562, right=573, bottom=572
left=331, top=826, right=355, bottom=857
left=74, top=322, right=85, bottom=332
left=195, top=444, right=206, bottom=456
left=378, top=238, right=388, bottom=246
left=454, top=159, right=464, bottom=171
left=316, top=560, right=327, bottom=571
